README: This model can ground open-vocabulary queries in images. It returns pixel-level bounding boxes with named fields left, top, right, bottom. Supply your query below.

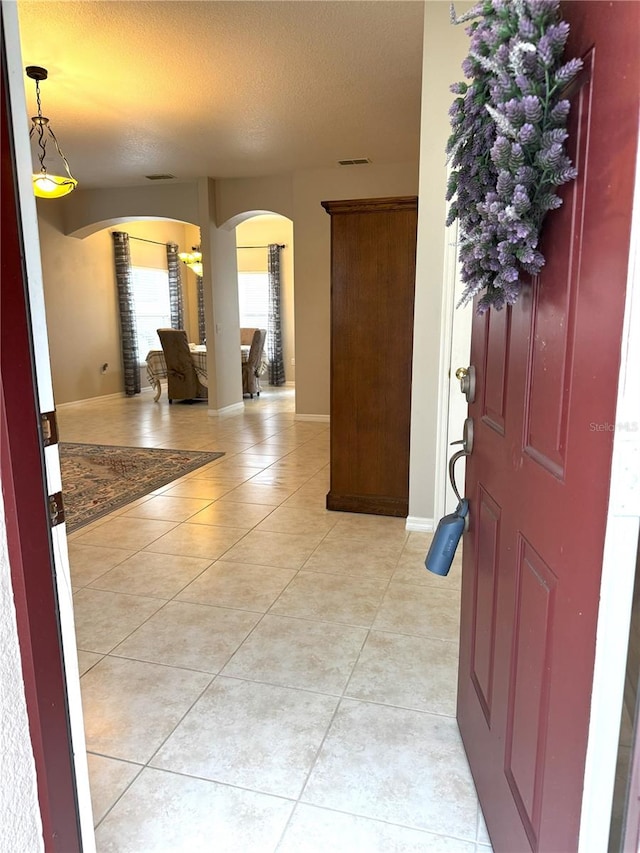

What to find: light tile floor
left=61, top=387, right=492, bottom=852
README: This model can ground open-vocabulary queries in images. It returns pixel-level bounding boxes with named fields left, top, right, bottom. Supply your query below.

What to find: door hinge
left=48, top=491, right=65, bottom=527
left=41, top=410, right=59, bottom=447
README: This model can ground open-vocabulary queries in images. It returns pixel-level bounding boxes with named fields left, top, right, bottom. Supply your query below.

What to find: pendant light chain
left=34, top=75, right=42, bottom=114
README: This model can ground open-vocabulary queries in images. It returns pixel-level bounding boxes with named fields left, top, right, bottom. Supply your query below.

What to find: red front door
left=457, top=4, right=639, bottom=851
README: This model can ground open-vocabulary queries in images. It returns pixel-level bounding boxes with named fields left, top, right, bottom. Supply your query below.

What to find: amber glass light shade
left=33, top=171, right=78, bottom=199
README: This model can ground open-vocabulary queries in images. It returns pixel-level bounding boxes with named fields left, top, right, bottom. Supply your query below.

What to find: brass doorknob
left=455, top=367, right=468, bottom=381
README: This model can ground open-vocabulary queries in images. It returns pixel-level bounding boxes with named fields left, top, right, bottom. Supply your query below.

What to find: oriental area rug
left=59, top=443, right=224, bottom=533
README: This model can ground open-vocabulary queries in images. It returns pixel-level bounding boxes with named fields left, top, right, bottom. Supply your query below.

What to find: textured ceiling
left=16, top=0, right=425, bottom=189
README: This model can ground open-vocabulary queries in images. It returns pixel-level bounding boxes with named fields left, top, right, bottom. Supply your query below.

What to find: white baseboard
left=208, top=402, right=245, bottom=417
left=294, top=414, right=330, bottom=423
left=405, top=516, right=435, bottom=532
left=56, top=391, right=128, bottom=409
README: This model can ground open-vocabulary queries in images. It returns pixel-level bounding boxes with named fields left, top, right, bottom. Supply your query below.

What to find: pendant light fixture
left=26, top=65, right=78, bottom=199
left=178, top=247, right=203, bottom=277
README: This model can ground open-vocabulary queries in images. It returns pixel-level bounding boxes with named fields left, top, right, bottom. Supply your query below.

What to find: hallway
left=62, top=387, right=491, bottom=851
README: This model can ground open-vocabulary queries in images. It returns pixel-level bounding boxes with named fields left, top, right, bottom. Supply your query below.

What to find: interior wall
left=215, top=174, right=294, bottom=224
left=217, top=161, right=419, bottom=416
left=36, top=208, right=197, bottom=404
left=235, top=215, right=295, bottom=382
left=36, top=201, right=122, bottom=404
left=62, top=182, right=200, bottom=239
left=408, top=1, right=473, bottom=524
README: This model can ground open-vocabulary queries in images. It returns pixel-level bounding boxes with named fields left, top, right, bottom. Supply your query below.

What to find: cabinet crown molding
left=321, top=196, right=418, bottom=215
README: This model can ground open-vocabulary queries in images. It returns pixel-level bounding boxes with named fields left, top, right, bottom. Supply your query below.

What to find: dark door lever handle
left=448, top=448, right=468, bottom=503
left=447, top=418, right=474, bottom=501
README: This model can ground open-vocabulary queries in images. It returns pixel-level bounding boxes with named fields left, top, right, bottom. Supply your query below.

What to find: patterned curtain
left=166, top=242, right=184, bottom=329
left=196, top=276, right=206, bottom=344
left=111, top=231, right=140, bottom=396
left=267, top=244, right=285, bottom=385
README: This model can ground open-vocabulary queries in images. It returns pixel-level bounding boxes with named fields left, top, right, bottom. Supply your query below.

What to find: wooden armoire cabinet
left=322, top=196, right=418, bottom=517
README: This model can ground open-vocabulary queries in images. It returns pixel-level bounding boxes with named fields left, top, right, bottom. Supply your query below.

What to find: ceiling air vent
left=145, top=174, right=176, bottom=181
left=338, top=158, right=371, bottom=166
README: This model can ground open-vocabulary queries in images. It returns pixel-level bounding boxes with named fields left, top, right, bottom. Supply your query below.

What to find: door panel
left=457, top=3, right=639, bottom=850
left=504, top=536, right=557, bottom=848
left=524, top=52, right=593, bottom=479
left=482, top=307, right=510, bottom=435
left=470, top=485, right=501, bottom=726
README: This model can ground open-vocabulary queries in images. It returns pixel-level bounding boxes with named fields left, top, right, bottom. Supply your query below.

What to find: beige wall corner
left=409, top=2, right=471, bottom=521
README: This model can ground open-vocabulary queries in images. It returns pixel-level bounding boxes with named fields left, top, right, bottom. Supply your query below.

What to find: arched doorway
left=235, top=213, right=295, bottom=395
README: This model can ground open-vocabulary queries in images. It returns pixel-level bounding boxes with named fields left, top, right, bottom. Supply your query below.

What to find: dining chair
left=157, top=328, right=207, bottom=403
left=242, top=328, right=267, bottom=398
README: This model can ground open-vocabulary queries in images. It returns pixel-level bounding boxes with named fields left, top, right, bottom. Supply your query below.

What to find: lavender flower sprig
left=447, top=0, right=582, bottom=313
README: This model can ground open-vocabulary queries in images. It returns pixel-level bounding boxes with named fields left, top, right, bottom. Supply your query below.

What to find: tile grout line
left=277, top=528, right=407, bottom=839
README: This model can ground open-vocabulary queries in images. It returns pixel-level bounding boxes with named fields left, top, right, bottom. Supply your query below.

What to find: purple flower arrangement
left=446, top=0, right=582, bottom=312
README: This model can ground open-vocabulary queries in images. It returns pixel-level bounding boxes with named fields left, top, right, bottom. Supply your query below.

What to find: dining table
left=145, top=344, right=252, bottom=401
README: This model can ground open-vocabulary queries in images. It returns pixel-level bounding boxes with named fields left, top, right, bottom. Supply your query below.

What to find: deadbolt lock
left=455, top=365, right=476, bottom=404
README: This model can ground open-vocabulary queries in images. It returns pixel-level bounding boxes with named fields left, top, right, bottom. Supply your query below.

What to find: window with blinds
left=238, top=271, right=269, bottom=334
left=131, top=266, right=171, bottom=358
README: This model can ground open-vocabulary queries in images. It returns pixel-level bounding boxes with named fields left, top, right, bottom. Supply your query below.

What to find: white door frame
left=4, top=4, right=95, bottom=849
left=433, top=220, right=472, bottom=523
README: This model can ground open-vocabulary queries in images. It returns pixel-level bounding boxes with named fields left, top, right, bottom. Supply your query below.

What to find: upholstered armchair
left=157, top=328, right=207, bottom=404
left=242, top=328, right=267, bottom=398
